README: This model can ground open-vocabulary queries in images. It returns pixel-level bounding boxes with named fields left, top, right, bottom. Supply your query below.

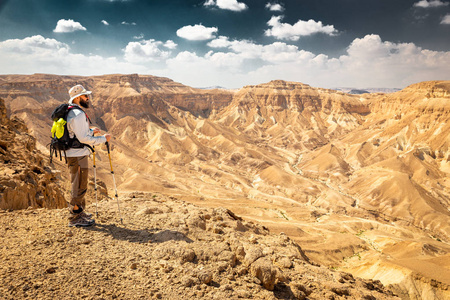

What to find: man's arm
left=70, top=111, right=107, bottom=146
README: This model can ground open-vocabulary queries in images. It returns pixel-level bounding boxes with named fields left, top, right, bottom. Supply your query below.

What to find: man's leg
left=67, top=156, right=93, bottom=226
left=77, top=155, right=89, bottom=209
left=67, top=156, right=89, bottom=211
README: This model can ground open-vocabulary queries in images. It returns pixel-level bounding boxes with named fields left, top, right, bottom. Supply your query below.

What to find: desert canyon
left=0, top=74, right=449, bottom=299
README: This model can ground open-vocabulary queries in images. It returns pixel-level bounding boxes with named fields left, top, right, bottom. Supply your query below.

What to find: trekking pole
left=106, top=142, right=123, bottom=224
left=92, top=146, right=99, bottom=217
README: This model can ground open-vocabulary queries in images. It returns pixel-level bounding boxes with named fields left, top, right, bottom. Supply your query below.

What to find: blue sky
left=0, top=0, right=449, bottom=88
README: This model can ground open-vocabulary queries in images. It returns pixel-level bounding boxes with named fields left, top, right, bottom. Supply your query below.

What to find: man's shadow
left=84, top=222, right=193, bottom=244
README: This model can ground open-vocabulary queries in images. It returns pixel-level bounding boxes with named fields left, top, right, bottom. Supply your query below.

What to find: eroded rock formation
left=0, top=98, right=65, bottom=209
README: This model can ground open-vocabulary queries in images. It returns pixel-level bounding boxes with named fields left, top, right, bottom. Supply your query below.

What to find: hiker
left=65, top=84, right=111, bottom=227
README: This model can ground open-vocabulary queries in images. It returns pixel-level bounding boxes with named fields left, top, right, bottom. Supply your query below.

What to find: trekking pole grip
left=106, top=141, right=110, bottom=153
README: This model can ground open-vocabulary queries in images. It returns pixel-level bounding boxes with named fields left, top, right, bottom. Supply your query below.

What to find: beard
left=80, top=99, right=90, bottom=108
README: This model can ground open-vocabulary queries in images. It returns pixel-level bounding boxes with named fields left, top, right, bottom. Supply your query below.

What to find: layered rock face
left=1, top=74, right=449, bottom=299
left=213, top=80, right=370, bottom=150
left=0, top=98, right=65, bottom=209
left=0, top=74, right=234, bottom=152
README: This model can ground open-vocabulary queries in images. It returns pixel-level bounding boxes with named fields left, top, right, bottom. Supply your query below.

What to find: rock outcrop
left=0, top=98, right=65, bottom=209
left=0, top=193, right=399, bottom=299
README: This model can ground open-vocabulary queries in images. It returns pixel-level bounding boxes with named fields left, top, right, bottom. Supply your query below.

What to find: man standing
left=65, top=84, right=111, bottom=227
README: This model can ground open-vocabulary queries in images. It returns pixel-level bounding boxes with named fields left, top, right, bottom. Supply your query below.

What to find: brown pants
left=67, top=156, right=89, bottom=213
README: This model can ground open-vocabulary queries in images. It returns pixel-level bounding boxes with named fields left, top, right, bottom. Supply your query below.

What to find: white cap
left=68, top=84, right=92, bottom=103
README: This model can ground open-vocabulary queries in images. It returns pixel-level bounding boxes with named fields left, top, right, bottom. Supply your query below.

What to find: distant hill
left=196, top=85, right=230, bottom=90
left=335, top=87, right=402, bottom=94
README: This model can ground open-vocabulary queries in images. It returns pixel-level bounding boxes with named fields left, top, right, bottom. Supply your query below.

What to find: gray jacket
left=64, top=104, right=107, bottom=157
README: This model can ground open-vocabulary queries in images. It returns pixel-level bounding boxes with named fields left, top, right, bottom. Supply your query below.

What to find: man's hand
left=104, top=134, right=111, bottom=142
left=91, top=127, right=101, bottom=135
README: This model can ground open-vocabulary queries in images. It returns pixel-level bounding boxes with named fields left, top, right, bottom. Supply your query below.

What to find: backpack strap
left=66, top=105, right=95, bottom=153
left=68, top=105, right=91, bottom=124
left=49, top=145, right=54, bottom=163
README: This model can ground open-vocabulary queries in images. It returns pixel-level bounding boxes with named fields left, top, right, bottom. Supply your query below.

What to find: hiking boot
left=80, top=211, right=93, bottom=219
left=68, top=214, right=95, bottom=227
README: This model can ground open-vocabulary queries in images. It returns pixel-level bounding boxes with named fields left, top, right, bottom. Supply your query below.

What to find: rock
left=217, top=261, right=229, bottom=272
left=262, top=247, right=274, bottom=256
left=235, top=246, right=246, bottom=261
left=250, top=258, right=277, bottom=291
left=45, top=267, right=57, bottom=274
left=244, top=246, right=264, bottom=266
left=217, top=250, right=236, bottom=267
left=234, top=220, right=248, bottom=232
left=197, top=270, right=213, bottom=284
left=291, top=281, right=309, bottom=299
left=292, top=289, right=307, bottom=300
left=136, top=206, right=163, bottom=215
left=152, top=242, right=196, bottom=264
left=180, top=248, right=196, bottom=264
left=275, top=256, right=293, bottom=269
left=331, top=286, right=350, bottom=296
left=181, top=275, right=196, bottom=287
left=340, top=272, right=354, bottom=282
left=186, top=214, right=206, bottom=230
left=130, top=263, right=138, bottom=270
left=212, top=225, right=223, bottom=234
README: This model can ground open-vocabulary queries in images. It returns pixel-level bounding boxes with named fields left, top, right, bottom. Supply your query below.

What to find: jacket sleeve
left=69, top=110, right=107, bottom=146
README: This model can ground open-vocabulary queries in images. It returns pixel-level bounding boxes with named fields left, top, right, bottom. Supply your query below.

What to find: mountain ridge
left=1, top=74, right=449, bottom=299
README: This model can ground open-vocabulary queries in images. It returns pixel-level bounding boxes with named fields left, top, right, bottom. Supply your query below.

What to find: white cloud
left=441, top=14, right=450, bottom=24
left=265, top=2, right=284, bottom=12
left=204, top=0, right=248, bottom=12
left=53, top=19, right=87, bottom=33
left=101, top=20, right=109, bottom=26
left=0, top=35, right=69, bottom=54
left=176, top=24, right=218, bottom=41
left=121, top=21, right=137, bottom=25
left=187, top=34, right=450, bottom=88
left=265, top=16, right=338, bottom=41
left=205, top=51, right=245, bottom=70
left=346, top=34, right=393, bottom=59
left=333, top=34, right=450, bottom=86
left=0, top=35, right=147, bottom=75
left=1, top=34, right=449, bottom=90
left=133, top=33, right=145, bottom=40
left=414, top=0, right=449, bottom=8
left=208, top=37, right=313, bottom=62
left=164, top=40, right=178, bottom=50
left=207, top=36, right=232, bottom=48
left=123, top=39, right=173, bottom=63
left=166, top=51, right=248, bottom=87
